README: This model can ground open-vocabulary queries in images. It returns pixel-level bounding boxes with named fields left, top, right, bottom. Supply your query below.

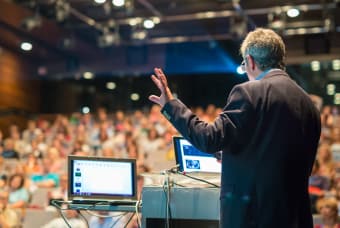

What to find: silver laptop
left=68, top=155, right=137, bottom=206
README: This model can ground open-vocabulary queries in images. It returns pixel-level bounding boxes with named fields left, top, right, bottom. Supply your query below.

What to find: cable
left=123, top=212, right=136, bottom=228
left=110, top=212, right=129, bottom=228
left=135, top=200, right=141, bottom=228
left=177, top=171, right=220, bottom=188
left=77, top=210, right=89, bottom=228
left=50, top=200, right=72, bottom=228
left=162, top=171, right=172, bottom=228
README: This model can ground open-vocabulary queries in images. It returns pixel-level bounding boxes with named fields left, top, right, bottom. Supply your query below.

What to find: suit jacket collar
left=261, top=69, right=288, bottom=80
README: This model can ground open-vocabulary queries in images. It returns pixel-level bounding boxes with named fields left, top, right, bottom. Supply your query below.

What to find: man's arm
left=149, top=68, right=253, bottom=153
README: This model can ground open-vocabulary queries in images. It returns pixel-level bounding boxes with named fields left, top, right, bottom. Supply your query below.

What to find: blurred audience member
left=0, top=191, right=20, bottom=228
left=317, top=143, right=336, bottom=179
left=1, top=139, right=19, bottom=159
left=41, top=210, right=86, bottom=228
left=7, top=174, right=30, bottom=209
left=315, top=197, right=340, bottom=228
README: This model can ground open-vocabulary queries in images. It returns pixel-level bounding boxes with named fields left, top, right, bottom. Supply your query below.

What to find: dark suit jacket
left=161, top=69, right=321, bottom=228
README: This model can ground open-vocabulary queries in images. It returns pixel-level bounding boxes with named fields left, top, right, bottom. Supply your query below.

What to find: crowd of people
left=0, top=102, right=338, bottom=227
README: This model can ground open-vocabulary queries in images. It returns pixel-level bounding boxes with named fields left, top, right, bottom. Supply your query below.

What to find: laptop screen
left=68, top=156, right=137, bottom=201
left=173, top=136, right=221, bottom=173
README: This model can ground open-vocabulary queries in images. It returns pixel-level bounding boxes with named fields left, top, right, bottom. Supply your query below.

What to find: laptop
left=173, top=136, right=222, bottom=174
left=68, top=155, right=137, bottom=206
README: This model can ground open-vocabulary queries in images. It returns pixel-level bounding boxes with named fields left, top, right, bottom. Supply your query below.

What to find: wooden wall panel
left=0, top=47, right=41, bottom=135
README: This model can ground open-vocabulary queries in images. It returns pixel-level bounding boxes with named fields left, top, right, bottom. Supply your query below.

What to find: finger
left=148, top=95, right=161, bottom=105
left=154, top=68, right=168, bottom=87
left=151, top=75, right=164, bottom=92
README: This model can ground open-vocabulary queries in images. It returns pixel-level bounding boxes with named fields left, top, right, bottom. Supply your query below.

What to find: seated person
left=1, top=139, right=19, bottom=159
left=7, top=174, right=30, bottom=209
left=30, top=157, right=60, bottom=188
left=0, top=191, right=20, bottom=228
left=41, top=210, right=86, bottom=228
left=309, top=160, right=332, bottom=213
left=315, top=197, right=340, bottom=228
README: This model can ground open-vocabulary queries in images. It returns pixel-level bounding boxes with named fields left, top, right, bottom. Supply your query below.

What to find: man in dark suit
left=149, top=28, right=321, bottom=228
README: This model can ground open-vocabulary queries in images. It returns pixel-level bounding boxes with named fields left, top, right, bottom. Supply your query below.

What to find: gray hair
left=240, top=28, right=286, bottom=70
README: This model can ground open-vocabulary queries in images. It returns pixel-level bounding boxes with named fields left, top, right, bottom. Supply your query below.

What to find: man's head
left=240, top=28, right=286, bottom=79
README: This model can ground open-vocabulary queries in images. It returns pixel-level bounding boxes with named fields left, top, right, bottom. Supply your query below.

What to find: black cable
left=177, top=171, right=220, bottom=188
left=110, top=212, right=129, bottom=228
left=123, top=212, right=136, bottom=228
left=77, top=210, right=89, bottom=228
left=51, top=200, right=72, bottom=228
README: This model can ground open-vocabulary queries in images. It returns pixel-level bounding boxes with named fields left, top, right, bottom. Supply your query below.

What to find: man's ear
left=247, top=55, right=256, bottom=71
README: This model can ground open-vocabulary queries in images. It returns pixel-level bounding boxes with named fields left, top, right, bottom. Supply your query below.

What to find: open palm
left=149, top=68, right=174, bottom=107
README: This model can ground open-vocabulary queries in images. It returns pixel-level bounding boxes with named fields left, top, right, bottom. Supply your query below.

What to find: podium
left=142, top=186, right=220, bottom=227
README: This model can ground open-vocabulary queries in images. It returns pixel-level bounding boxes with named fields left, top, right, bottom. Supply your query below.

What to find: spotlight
left=83, top=72, right=94, bottom=79
left=130, top=93, right=140, bottom=101
left=143, top=19, right=155, bottom=29
left=131, top=29, right=147, bottom=40
left=332, top=59, right=340, bottom=71
left=287, top=8, right=300, bottom=18
left=20, top=42, right=33, bottom=51
left=106, top=82, right=116, bottom=90
left=94, top=0, right=106, bottom=3
left=327, top=84, right=336, bottom=95
left=112, top=0, right=125, bottom=7
left=334, top=93, right=340, bottom=105
left=82, top=106, right=90, bottom=114
left=310, top=60, right=320, bottom=72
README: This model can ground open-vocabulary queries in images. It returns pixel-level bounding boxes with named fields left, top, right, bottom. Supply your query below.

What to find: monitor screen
left=173, top=137, right=221, bottom=173
left=68, top=156, right=137, bottom=201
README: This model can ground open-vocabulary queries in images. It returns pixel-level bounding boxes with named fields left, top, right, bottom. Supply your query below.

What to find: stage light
left=152, top=17, right=161, bottom=24
left=130, top=93, right=140, bottom=101
left=106, top=82, right=116, bottom=90
left=332, top=59, right=340, bottom=71
left=287, top=8, right=300, bottom=18
left=143, top=19, right=155, bottom=29
left=83, top=72, right=94, bottom=79
left=327, top=84, right=336, bottom=95
left=82, top=106, right=90, bottom=114
left=131, top=29, right=147, bottom=40
left=129, top=18, right=139, bottom=26
left=112, top=0, right=125, bottom=7
left=20, top=42, right=33, bottom=51
left=334, top=93, right=340, bottom=105
left=311, top=60, right=320, bottom=71
left=94, top=0, right=106, bottom=3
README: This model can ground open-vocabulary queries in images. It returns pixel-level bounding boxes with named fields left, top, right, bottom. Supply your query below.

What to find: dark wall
left=40, top=73, right=247, bottom=113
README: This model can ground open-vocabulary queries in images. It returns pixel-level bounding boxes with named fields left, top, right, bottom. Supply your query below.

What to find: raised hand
left=149, top=68, right=174, bottom=107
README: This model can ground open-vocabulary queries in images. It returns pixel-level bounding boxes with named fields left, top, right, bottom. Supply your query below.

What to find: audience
left=0, top=103, right=339, bottom=226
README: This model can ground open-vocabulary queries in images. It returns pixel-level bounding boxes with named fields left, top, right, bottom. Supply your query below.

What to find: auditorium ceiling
left=0, top=0, right=339, bottom=78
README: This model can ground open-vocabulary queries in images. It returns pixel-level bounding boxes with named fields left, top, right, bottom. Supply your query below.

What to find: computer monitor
left=173, top=136, right=221, bottom=173
left=68, top=155, right=137, bottom=202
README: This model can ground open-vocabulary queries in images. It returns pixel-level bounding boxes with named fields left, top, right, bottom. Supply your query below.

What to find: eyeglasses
left=240, top=60, right=246, bottom=73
